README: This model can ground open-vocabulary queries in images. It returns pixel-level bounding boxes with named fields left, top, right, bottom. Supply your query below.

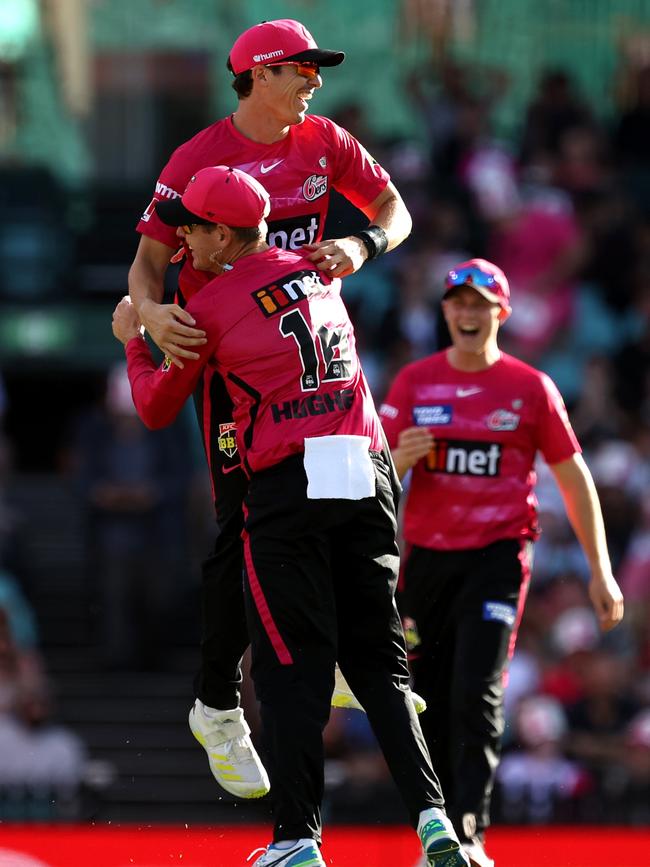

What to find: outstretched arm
left=128, top=234, right=206, bottom=369
left=549, top=453, right=624, bottom=631
left=304, top=180, right=412, bottom=277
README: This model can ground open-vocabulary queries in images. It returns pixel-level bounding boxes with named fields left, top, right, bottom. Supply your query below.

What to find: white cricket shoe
left=247, top=838, right=325, bottom=866
left=417, top=807, right=470, bottom=866
left=189, top=700, right=270, bottom=798
left=331, top=665, right=428, bottom=714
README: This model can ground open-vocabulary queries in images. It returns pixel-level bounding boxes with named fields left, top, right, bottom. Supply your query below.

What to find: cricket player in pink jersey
left=127, top=18, right=413, bottom=798
left=379, top=258, right=624, bottom=867
left=113, top=166, right=468, bottom=867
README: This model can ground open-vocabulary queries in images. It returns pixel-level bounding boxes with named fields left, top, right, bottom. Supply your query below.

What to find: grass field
left=0, top=824, right=649, bottom=866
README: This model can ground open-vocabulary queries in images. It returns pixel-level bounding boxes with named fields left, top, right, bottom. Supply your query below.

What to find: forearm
left=128, top=257, right=165, bottom=316
left=125, top=337, right=188, bottom=429
left=362, top=182, right=412, bottom=252
left=391, top=447, right=416, bottom=480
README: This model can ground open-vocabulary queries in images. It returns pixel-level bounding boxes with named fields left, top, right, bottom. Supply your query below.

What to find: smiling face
left=442, top=285, right=505, bottom=369
left=256, top=62, right=322, bottom=126
left=176, top=223, right=220, bottom=271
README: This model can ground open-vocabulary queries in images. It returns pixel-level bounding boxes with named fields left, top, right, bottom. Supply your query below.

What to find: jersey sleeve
left=135, top=144, right=192, bottom=249
left=378, top=367, right=413, bottom=448
left=535, top=372, right=581, bottom=464
left=325, top=119, right=390, bottom=211
left=125, top=296, right=219, bottom=428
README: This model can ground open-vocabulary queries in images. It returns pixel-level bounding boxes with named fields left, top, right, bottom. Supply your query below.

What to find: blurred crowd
left=0, top=53, right=649, bottom=827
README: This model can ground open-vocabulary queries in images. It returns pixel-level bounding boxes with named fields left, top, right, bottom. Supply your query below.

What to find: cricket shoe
left=417, top=807, right=470, bottom=867
left=331, top=666, right=427, bottom=714
left=463, top=837, right=494, bottom=867
left=188, top=700, right=270, bottom=798
left=247, top=838, right=325, bottom=866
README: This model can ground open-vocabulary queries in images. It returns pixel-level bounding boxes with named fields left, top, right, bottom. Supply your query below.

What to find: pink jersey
left=380, top=350, right=580, bottom=550
left=126, top=247, right=383, bottom=473
left=136, top=114, right=389, bottom=303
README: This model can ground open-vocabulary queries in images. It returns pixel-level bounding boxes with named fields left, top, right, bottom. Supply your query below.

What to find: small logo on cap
left=253, top=49, right=284, bottom=62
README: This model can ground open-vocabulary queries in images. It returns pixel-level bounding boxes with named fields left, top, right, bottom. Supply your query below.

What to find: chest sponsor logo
left=217, top=422, right=238, bottom=458
left=271, top=387, right=354, bottom=423
left=379, top=403, right=398, bottom=420
left=487, top=409, right=520, bottom=431
left=267, top=213, right=321, bottom=251
left=302, top=173, right=328, bottom=202
left=252, top=269, right=326, bottom=317
left=424, top=438, right=502, bottom=476
left=413, top=405, right=452, bottom=426
left=483, top=601, right=516, bottom=628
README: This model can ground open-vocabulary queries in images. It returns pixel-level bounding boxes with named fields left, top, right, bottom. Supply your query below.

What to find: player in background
left=113, top=165, right=469, bottom=867
left=127, top=18, right=415, bottom=797
left=379, top=259, right=624, bottom=867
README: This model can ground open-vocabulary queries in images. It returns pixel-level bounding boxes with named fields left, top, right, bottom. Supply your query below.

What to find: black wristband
left=352, top=225, right=389, bottom=260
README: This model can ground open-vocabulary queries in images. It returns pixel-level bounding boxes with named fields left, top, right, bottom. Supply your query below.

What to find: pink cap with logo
left=229, top=18, right=345, bottom=75
left=444, top=257, right=511, bottom=310
left=155, top=166, right=271, bottom=228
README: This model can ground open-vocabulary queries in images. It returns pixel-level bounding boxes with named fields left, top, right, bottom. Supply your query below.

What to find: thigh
left=243, top=461, right=338, bottom=690
left=331, top=457, right=402, bottom=658
left=452, top=540, right=530, bottom=698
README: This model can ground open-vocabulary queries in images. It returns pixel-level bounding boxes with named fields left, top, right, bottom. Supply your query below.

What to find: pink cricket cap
left=228, top=18, right=345, bottom=75
left=444, top=257, right=511, bottom=309
left=155, top=166, right=271, bottom=228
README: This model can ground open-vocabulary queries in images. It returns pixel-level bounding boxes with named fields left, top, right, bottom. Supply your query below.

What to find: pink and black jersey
left=136, top=114, right=389, bottom=304
left=380, top=351, right=580, bottom=551
left=126, top=247, right=383, bottom=473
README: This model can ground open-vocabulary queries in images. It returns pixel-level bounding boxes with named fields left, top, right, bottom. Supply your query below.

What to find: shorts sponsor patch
left=483, top=601, right=516, bottom=627
left=413, top=405, right=452, bottom=426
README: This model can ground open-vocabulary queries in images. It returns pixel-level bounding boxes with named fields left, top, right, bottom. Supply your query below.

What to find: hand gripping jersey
left=137, top=114, right=389, bottom=305
left=125, top=248, right=383, bottom=473
left=379, top=350, right=581, bottom=550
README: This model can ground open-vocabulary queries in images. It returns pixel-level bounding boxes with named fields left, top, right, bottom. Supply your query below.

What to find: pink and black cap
left=443, top=258, right=511, bottom=310
left=155, top=166, right=271, bottom=228
left=228, top=19, right=345, bottom=75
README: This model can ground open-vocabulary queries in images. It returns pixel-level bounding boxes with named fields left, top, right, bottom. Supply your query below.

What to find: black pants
left=243, top=453, right=443, bottom=844
left=193, top=508, right=249, bottom=709
left=192, top=369, right=249, bottom=710
left=399, top=539, right=532, bottom=839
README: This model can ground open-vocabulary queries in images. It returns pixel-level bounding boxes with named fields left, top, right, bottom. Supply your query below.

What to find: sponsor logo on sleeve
left=155, top=181, right=181, bottom=199
left=302, top=174, right=328, bottom=202
left=413, top=405, right=452, bottom=426
left=483, top=601, right=516, bottom=628
left=379, top=403, right=398, bottom=419
left=217, top=422, right=238, bottom=458
left=486, top=409, right=520, bottom=431
left=141, top=198, right=157, bottom=223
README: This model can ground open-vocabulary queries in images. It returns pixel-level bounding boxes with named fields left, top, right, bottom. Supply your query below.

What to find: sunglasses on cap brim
left=445, top=266, right=499, bottom=292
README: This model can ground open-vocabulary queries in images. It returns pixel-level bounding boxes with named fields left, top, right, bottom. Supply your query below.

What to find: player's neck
left=446, top=343, right=501, bottom=372
left=232, top=103, right=291, bottom=144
